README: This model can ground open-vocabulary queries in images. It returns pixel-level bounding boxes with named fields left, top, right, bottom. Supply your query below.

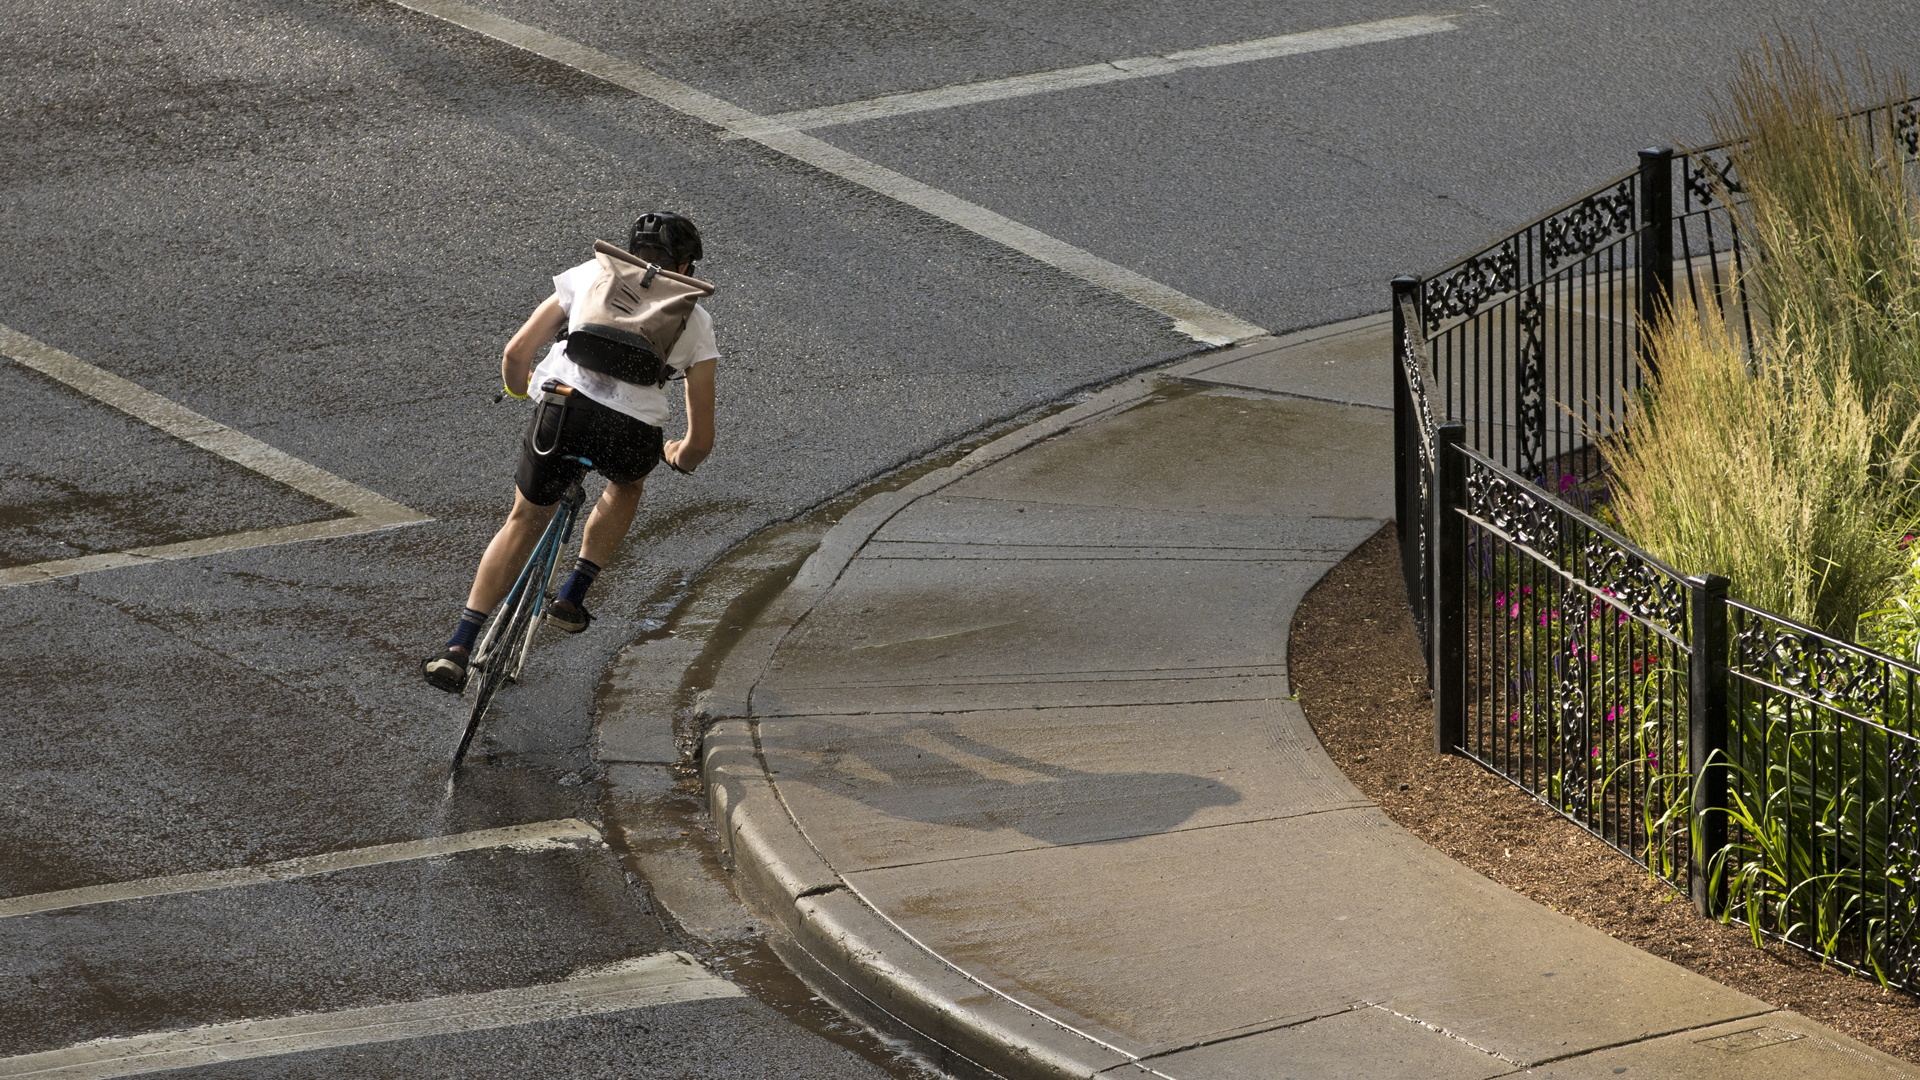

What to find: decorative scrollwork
left=1881, top=737, right=1920, bottom=984
left=1420, top=180, right=1637, bottom=333
left=1468, top=462, right=1563, bottom=556
left=1581, top=536, right=1689, bottom=627
left=1467, top=457, right=1689, bottom=633
left=1539, top=179, right=1637, bottom=267
left=1516, top=288, right=1548, bottom=478
left=1898, top=102, right=1920, bottom=159
left=1732, top=614, right=1895, bottom=710
left=1684, top=151, right=1741, bottom=211
left=1423, top=242, right=1520, bottom=333
left=1553, top=594, right=1596, bottom=814
left=1401, top=324, right=1438, bottom=452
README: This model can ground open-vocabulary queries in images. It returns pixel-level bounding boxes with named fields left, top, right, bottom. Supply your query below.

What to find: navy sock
left=446, top=606, right=487, bottom=652
left=558, top=558, right=602, bottom=607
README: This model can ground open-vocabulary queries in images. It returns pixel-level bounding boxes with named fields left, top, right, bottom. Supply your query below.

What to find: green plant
left=1699, top=687, right=1919, bottom=982
left=1607, top=295, right=1905, bottom=637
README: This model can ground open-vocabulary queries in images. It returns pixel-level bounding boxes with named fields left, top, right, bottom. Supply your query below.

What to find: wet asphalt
left=4, top=0, right=1920, bottom=1075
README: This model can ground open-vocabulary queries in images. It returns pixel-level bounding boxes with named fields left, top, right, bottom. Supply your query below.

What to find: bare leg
left=579, top=476, right=645, bottom=568
left=463, top=488, right=560, bottom=616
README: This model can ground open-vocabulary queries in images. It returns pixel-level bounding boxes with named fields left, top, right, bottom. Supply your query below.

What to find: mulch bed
left=1288, top=524, right=1920, bottom=1061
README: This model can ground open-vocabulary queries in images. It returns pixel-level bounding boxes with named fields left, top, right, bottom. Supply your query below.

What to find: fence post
left=1637, top=146, right=1675, bottom=376
left=1433, top=423, right=1468, bottom=755
left=1688, top=573, right=1730, bottom=917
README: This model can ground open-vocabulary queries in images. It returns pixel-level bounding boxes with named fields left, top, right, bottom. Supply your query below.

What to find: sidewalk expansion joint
left=751, top=693, right=1299, bottom=718
left=1514, top=1007, right=1783, bottom=1070
left=1172, top=377, right=1394, bottom=412
left=1131, top=1003, right=1370, bottom=1061
left=1363, top=1002, right=1524, bottom=1067
left=837, top=804, right=1377, bottom=874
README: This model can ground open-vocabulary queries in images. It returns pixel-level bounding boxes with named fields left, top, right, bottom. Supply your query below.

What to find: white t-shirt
left=528, top=259, right=720, bottom=427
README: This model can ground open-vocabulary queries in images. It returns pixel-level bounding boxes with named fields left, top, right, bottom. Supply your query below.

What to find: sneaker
left=546, top=599, right=593, bottom=633
left=422, top=647, right=469, bottom=693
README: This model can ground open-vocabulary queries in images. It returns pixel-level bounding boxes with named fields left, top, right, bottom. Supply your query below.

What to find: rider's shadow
left=763, top=717, right=1243, bottom=850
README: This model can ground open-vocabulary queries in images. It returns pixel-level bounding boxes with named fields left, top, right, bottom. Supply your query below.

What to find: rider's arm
left=502, top=295, right=567, bottom=397
left=664, top=357, right=717, bottom=471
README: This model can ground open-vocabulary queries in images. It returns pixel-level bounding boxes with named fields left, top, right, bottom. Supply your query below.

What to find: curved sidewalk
left=690, top=318, right=1914, bottom=1080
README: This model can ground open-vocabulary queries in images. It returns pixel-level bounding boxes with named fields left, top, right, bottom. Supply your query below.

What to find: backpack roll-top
left=566, top=239, right=716, bottom=387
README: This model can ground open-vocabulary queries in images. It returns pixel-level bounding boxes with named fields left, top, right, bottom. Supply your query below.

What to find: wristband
left=501, top=382, right=529, bottom=400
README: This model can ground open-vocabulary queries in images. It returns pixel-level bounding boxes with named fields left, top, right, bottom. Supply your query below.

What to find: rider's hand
left=662, top=439, right=692, bottom=474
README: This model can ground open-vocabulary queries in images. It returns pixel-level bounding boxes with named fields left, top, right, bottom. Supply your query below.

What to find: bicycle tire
left=451, top=564, right=544, bottom=775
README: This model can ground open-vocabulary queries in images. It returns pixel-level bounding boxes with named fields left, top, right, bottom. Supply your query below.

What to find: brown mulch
left=1288, top=524, right=1920, bottom=1061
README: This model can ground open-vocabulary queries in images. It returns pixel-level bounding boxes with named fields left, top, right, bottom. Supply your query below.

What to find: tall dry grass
left=1605, top=36, right=1920, bottom=636
left=1607, top=298, right=1903, bottom=636
left=1714, top=37, right=1920, bottom=453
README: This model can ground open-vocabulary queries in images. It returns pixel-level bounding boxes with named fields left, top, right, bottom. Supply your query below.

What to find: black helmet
left=628, top=212, right=704, bottom=269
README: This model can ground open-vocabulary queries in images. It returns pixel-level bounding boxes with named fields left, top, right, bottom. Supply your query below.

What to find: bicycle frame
left=471, top=485, right=583, bottom=673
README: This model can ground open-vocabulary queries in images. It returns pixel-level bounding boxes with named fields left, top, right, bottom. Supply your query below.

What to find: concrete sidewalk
left=682, top=317, right=1915, bottom=1080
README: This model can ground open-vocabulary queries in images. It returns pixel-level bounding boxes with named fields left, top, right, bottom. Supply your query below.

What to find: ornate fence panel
left=1451, top=445, right=1697, bottom=887
left=1392, top=94, right=1920, bottom=988
left=1720, top=602, right=1920, bottom=987
left=1417, top=167, right=1651, bottom=483
left=1393, top=287, right=1437, bottom=659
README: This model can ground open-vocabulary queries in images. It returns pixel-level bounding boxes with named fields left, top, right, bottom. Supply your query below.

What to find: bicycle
left=450, top=383, right=595, bottom=776
left=450, top=380, right=692, bottom=776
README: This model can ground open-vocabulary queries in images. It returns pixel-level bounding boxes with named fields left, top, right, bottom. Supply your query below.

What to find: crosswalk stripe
left=387, top=0, right=1269, bottom=347
left=0, top=952, right=742, bottom=1080
left=0, top=819, right=602, bottom=919
left=719, top=15, right=1460, bottom=140
left=0, top=324, right=431, bottom=587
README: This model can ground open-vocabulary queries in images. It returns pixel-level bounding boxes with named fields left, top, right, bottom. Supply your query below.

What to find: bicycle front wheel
left=451, top=576, right=542, bottom=775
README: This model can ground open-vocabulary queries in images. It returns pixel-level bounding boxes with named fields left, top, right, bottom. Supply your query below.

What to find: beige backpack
left=566, top=240, right=716, bottom=387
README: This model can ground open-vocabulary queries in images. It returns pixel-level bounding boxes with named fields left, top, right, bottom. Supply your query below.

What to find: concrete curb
left=694, top=328, right=1401, bottom=1079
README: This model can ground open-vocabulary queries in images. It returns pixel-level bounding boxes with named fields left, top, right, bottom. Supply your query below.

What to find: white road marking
left=0, top=819, right=602, bottom=919
left=389, top=0, right=1268, bottom=347
left=0, top=324, right=430, bottom=587
left=0, top=952, right=742, bottom=1080
left=720, top=15, right=1460, bottom=140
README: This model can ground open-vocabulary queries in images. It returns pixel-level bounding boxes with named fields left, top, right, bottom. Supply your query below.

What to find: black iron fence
left=1395, top=97, right=1920, bottom=986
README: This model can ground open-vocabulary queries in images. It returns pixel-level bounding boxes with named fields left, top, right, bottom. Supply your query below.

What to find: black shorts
left=514, top=391, right=664, bottom=506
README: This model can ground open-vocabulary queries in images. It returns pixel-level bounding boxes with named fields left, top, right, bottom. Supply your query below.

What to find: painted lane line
left=0, top=819, right=602, bottom=919
left=720, top=15, right=1460, bottom=140
left=0, top=952, right=742, bottom=1080
left=388, top=0, right=1267, bottom=347
left=0, top=324, right=431, bottom=587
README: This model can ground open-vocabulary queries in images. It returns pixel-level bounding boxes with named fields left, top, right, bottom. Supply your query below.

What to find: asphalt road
left=4, top=0, right=1919, bottom=1075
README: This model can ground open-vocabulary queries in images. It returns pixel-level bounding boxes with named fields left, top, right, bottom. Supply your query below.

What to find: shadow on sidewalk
left=762, top=716, right=1242, bottom=847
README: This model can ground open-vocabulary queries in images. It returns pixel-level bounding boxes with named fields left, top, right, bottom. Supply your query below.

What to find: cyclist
left=422, top=212, right=717, bottom=693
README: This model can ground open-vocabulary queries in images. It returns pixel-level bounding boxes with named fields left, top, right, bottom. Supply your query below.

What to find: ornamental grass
left=1600, top=35, right=1920, bottom=978
left=1607, top=36, right=1920, bottom=638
